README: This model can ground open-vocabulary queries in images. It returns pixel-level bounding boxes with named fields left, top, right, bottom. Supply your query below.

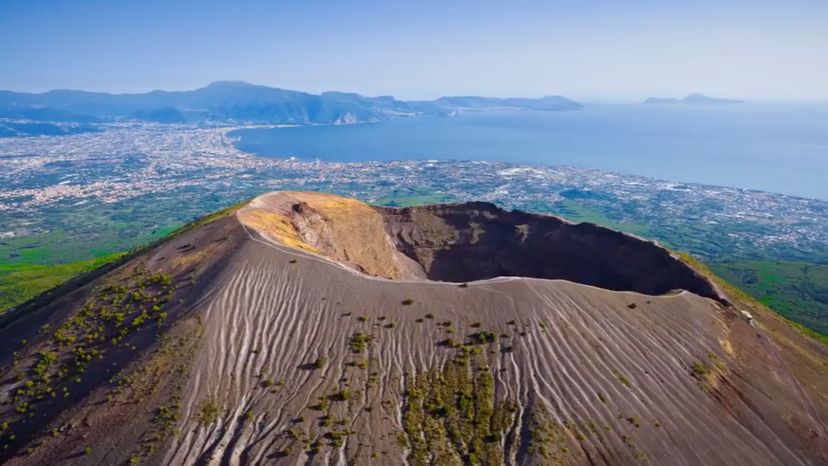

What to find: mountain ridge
left=0, top=82, right=582, bottom=127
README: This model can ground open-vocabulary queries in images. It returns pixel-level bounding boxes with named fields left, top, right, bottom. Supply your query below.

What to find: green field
left=0, top=197, right=252, bottom=313
left=712, top=260, right=828, bottom=335
left=373, top=192, right=456, bottom=207
left=0, top=253, right=124, bottom=313
left=551, top=200, right=651, bottom=237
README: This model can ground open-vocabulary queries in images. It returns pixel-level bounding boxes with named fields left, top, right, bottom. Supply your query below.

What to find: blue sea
left=230, top=103, right=828, bottom=200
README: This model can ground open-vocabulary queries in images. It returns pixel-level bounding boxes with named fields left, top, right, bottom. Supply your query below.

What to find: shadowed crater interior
left=378, top=202, right=723, bottom=299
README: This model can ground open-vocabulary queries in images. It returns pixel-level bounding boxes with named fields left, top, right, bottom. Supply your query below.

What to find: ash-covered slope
left=1, top=192, right=827, bottom=466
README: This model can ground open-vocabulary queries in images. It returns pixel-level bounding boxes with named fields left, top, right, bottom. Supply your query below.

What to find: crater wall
left=379, top=202, right=723, bottom=299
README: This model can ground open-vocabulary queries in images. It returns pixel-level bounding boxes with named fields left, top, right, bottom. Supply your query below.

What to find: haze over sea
left=231, top=103, right=828, bottom=201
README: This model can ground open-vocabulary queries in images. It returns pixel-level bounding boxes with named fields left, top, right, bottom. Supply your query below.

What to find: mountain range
left=0, top=81, right=582, bottom=127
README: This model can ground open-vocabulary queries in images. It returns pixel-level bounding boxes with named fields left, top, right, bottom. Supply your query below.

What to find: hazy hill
left=128, top=107, right=189, bottom=124
left=0, top=82, right=582, bottom=128
left=434, top=95, right=583, bottom=111
left=0, top=104, right=101, bottom=123
left=645, top=93, right=744, bottom=104
left=0, top=121, right=99, bottom=137
left=1, top=192, right=826, bottom=465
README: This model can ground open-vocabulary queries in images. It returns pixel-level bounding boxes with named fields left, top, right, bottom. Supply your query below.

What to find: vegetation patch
left=197, top=399, right=221, bottom=425
left=0, top=264, right=182, bottom=456
left=349, top=332, right=372, bottom=354
left=122, top=316, right=203, bottom=464
left=400, top=351, right=517, bottom=465
left=622, top=434, right=649, bottom=463
left=468, top=331, right=497, bottom=345
left=690, top=361, right=709, bottom=379
left=712, top=260, right=828, bottom=336
left=689, top=355, right=725, bottom=392
left=0, top=253, right=124, bottom=313
left=526, top=407, right=607, bottom=464
left=333, top=388, right=350, bottom=402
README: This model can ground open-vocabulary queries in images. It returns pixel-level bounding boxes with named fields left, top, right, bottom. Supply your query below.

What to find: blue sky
left=2, top=0, right=826, bottom=101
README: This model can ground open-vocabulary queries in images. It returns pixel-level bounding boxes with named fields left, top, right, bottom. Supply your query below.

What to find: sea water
left=231, top=103, right=828, bottom=200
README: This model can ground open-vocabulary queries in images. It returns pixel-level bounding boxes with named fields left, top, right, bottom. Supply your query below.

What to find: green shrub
left=469, top=331, right=496, bottom=345
left=349, top=332, right=371, bottom=353
left=690, top=361, right=709, bottom=379
left=334, top=388, right=350, bottom=401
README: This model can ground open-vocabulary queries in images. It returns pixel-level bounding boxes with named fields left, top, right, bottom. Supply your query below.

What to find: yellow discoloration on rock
left=237, top=208, right=318, bottom=253
left=719, top=338, right=734, bottom=357
left=238, top=192, right=407, bottom=278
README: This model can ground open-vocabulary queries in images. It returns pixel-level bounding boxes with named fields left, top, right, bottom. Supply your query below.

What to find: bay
left=230, top=103, right=828, bottom=200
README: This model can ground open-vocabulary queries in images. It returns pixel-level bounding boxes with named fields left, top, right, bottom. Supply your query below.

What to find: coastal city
left=1, top=123, right=827, bottom=267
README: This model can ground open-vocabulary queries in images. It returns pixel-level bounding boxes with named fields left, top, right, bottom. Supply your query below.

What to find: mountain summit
left=1, top=192, right=826, bottom=465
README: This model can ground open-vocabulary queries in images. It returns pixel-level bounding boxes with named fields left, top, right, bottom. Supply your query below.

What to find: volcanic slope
left=1, top=191, right=827, bottom=466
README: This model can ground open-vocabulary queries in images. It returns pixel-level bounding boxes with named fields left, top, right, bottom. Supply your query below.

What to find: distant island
left=645, top=93, right=744, bottom=105
left=0, top=81, right=582, bottom=136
